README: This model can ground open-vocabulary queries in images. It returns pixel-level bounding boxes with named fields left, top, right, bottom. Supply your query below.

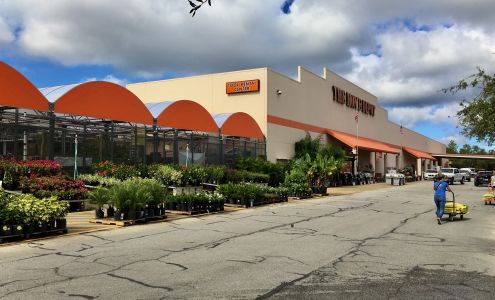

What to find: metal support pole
left=152, top=120, right=158, bottom=163
left=218, top=130, right=223, bottom=165
left=48, top=104, right=55, bottom=160
left=173, top=129, right=179, bottom=165
left=110, top=122, right=114, bottom=162
left=82, top=124, right=87, bottom=168
left=74, top=134, right=78, bottom=180
left=190, top=133, right=194, bottom=165
left=13, top=109, right=19, bottom=160
left=143, top=126, right=147, bottom=164
left=22, top=112, right=27, bottom=161
left=134, top=125, right=138, bottom=163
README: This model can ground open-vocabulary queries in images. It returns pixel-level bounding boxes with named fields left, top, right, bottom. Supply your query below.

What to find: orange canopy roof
left=326, top=129, right=400, bottom=154
left=156, top=100, right=218, bottom=134
left=214, top=112, right=264, bottom=139
left=53, top=81, right=154, bottom=124
left=0, top=62, right=49, bottom=111
left=403, top=147, right=436, bottom=160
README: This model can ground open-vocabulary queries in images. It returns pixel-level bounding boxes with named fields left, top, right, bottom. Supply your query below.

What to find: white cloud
left=0, top=0, right=494, bottom=109
left=439, top=134, right=468, bottom=146
left=346, top=25, right=495, bottom=106
left=0, top=17, right=14, bottom=45
left=82, top=74, right=128, bottom=86
left=388, top=102, right=461, bottom=128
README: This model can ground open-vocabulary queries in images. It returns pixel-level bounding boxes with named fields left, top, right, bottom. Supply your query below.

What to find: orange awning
left=0, top=62, right=49, bottom=111
left=403, top=147, right=436, bottom=160
left=326, top=129, right=400, bottom=154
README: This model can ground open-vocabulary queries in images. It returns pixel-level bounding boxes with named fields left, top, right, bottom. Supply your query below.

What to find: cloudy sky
left=1, top=0, right=495, bottom=149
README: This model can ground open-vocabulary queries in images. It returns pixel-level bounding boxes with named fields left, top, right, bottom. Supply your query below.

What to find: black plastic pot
left=46, top=220, right=56, bottom=231
left=56, top=219, right=67, bottom=230
left=107, top=206, right=115, bottom=218
left=12, top=224, right=23, bottom=236
left=95, top=209, right=104, bottom=219
left=114, top=209, right=122, bottom=221
left=128, top=211, right=137, bottom=220
left=1, top=224, right=12, bottom=236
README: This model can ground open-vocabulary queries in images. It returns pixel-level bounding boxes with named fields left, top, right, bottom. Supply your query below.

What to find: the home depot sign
left=332, top=86, right=375, bottom=117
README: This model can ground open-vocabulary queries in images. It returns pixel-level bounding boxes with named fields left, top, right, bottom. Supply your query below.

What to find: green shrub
left=149, top=165, right=183, bottom=187
left=0, top=194, right=68, bottom=225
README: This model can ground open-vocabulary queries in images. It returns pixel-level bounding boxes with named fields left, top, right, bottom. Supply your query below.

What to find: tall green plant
left=294, top=133, right=322, bottom=159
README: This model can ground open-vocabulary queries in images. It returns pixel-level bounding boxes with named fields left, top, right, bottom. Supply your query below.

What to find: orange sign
left=226, top=79, right=260, bottom=94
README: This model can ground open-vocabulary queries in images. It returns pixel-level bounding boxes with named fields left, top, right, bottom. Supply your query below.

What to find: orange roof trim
left=403, top=147, right=436, bottom=160
left=156, top=100, right=218, bottom=133
left=327, top=129, right=401, bottom=154
left=53, top=81, right=153, bottom=124
left=220, top=112, right=264, bottom=139
left=0, top=62, right=49, bottom=111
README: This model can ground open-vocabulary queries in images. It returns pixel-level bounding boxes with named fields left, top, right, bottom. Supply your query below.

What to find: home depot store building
left=127, top=66, right=446, bottom=175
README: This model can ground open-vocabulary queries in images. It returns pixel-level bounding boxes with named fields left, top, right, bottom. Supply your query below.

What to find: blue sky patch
left=281, top=0, right=296, bottom=14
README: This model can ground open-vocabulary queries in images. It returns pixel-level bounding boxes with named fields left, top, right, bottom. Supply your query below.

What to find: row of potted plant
left=216, top=183, right=289, bottom=207
left=88, top=178, right=167, bottom=221
left=0, top=190, right=69, bottom=238
left=88, top=162, right=272, bottom=187
left=165, top=192, right=225, bottom=213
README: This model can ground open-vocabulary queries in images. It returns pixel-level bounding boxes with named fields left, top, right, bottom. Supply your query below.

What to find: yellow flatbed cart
left=482, top=193, right=495, bottom=205
left=444, top=192, right=468, bottom=221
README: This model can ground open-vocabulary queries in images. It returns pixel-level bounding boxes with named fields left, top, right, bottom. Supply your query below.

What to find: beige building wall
left=266, top=67, right=445, bottom=162
left=127, top=68, right=269, bottom=134
left=127, top=65, right=445, bottom=167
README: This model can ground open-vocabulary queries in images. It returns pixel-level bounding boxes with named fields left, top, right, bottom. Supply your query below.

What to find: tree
left=446, top=140, right=458, bottom=154
left=459, top=144, right=472, bottom=154
left=188, top=0, right=212, bottom=17
left=444, top=68, right=495, bottom=145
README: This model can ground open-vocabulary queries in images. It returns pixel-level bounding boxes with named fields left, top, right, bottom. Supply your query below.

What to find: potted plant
left=88, top=187, right=111, bottom=219
left=2, top=170, right=14, bottom=190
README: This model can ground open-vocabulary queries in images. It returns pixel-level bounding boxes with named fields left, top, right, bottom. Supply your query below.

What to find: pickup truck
left=440, top=168, right=465, bottom=185
left=423, top=169, right=438, bottom=180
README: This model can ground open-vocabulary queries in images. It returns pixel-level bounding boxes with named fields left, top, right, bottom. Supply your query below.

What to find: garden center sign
left=226, top=79, right=260, bottom=94
left=332, top=86, right=375, bottom=117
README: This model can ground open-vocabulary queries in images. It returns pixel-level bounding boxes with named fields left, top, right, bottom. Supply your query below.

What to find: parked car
left=440, top=168, right=465, bottom=185
left=459, top=168, right=473, bottom=182
left=474, top=171, right=492, bottom=186
left=423, top=169, right=438, bottom=180
left=459, top=168, right=476, bottom=180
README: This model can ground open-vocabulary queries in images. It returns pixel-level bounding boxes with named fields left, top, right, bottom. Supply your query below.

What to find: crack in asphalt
left=255, top=208, right=433, bottom=299
left=106, top=273, right=173, bottom=291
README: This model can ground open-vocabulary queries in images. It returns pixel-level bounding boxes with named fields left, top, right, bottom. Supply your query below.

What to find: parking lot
left=1, top=180, right=494, bottom=299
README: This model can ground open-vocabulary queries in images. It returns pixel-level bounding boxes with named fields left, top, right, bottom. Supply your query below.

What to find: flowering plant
left=92, top=161, right=139, bottom=180
left=20, top=175, right=88, bottom=200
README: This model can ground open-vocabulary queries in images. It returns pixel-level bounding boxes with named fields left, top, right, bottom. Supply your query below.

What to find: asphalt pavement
left=1, top=181, right=494, bottom=299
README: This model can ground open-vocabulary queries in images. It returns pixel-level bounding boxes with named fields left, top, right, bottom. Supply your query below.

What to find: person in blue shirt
left=434, top=174, right=452, bottom=225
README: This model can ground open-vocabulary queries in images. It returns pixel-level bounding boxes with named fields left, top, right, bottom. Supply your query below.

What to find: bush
left=0, top=193, right=68, bottom=225
left=203, top=166, right=225, bottom=184
left=79, top=174, right=122, bottom=187
left=149, top=165, right=183, bottom=187
left=235, top=157, right=287, bottom=186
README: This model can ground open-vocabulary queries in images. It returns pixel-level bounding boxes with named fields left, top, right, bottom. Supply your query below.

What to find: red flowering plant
left=92, top=161, right=139, bottom=180
left=19, top=175, right=88, bottom=200
left=0, top=159, right=63, bottom=189
left=19, top=160, right=62, bottom=177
